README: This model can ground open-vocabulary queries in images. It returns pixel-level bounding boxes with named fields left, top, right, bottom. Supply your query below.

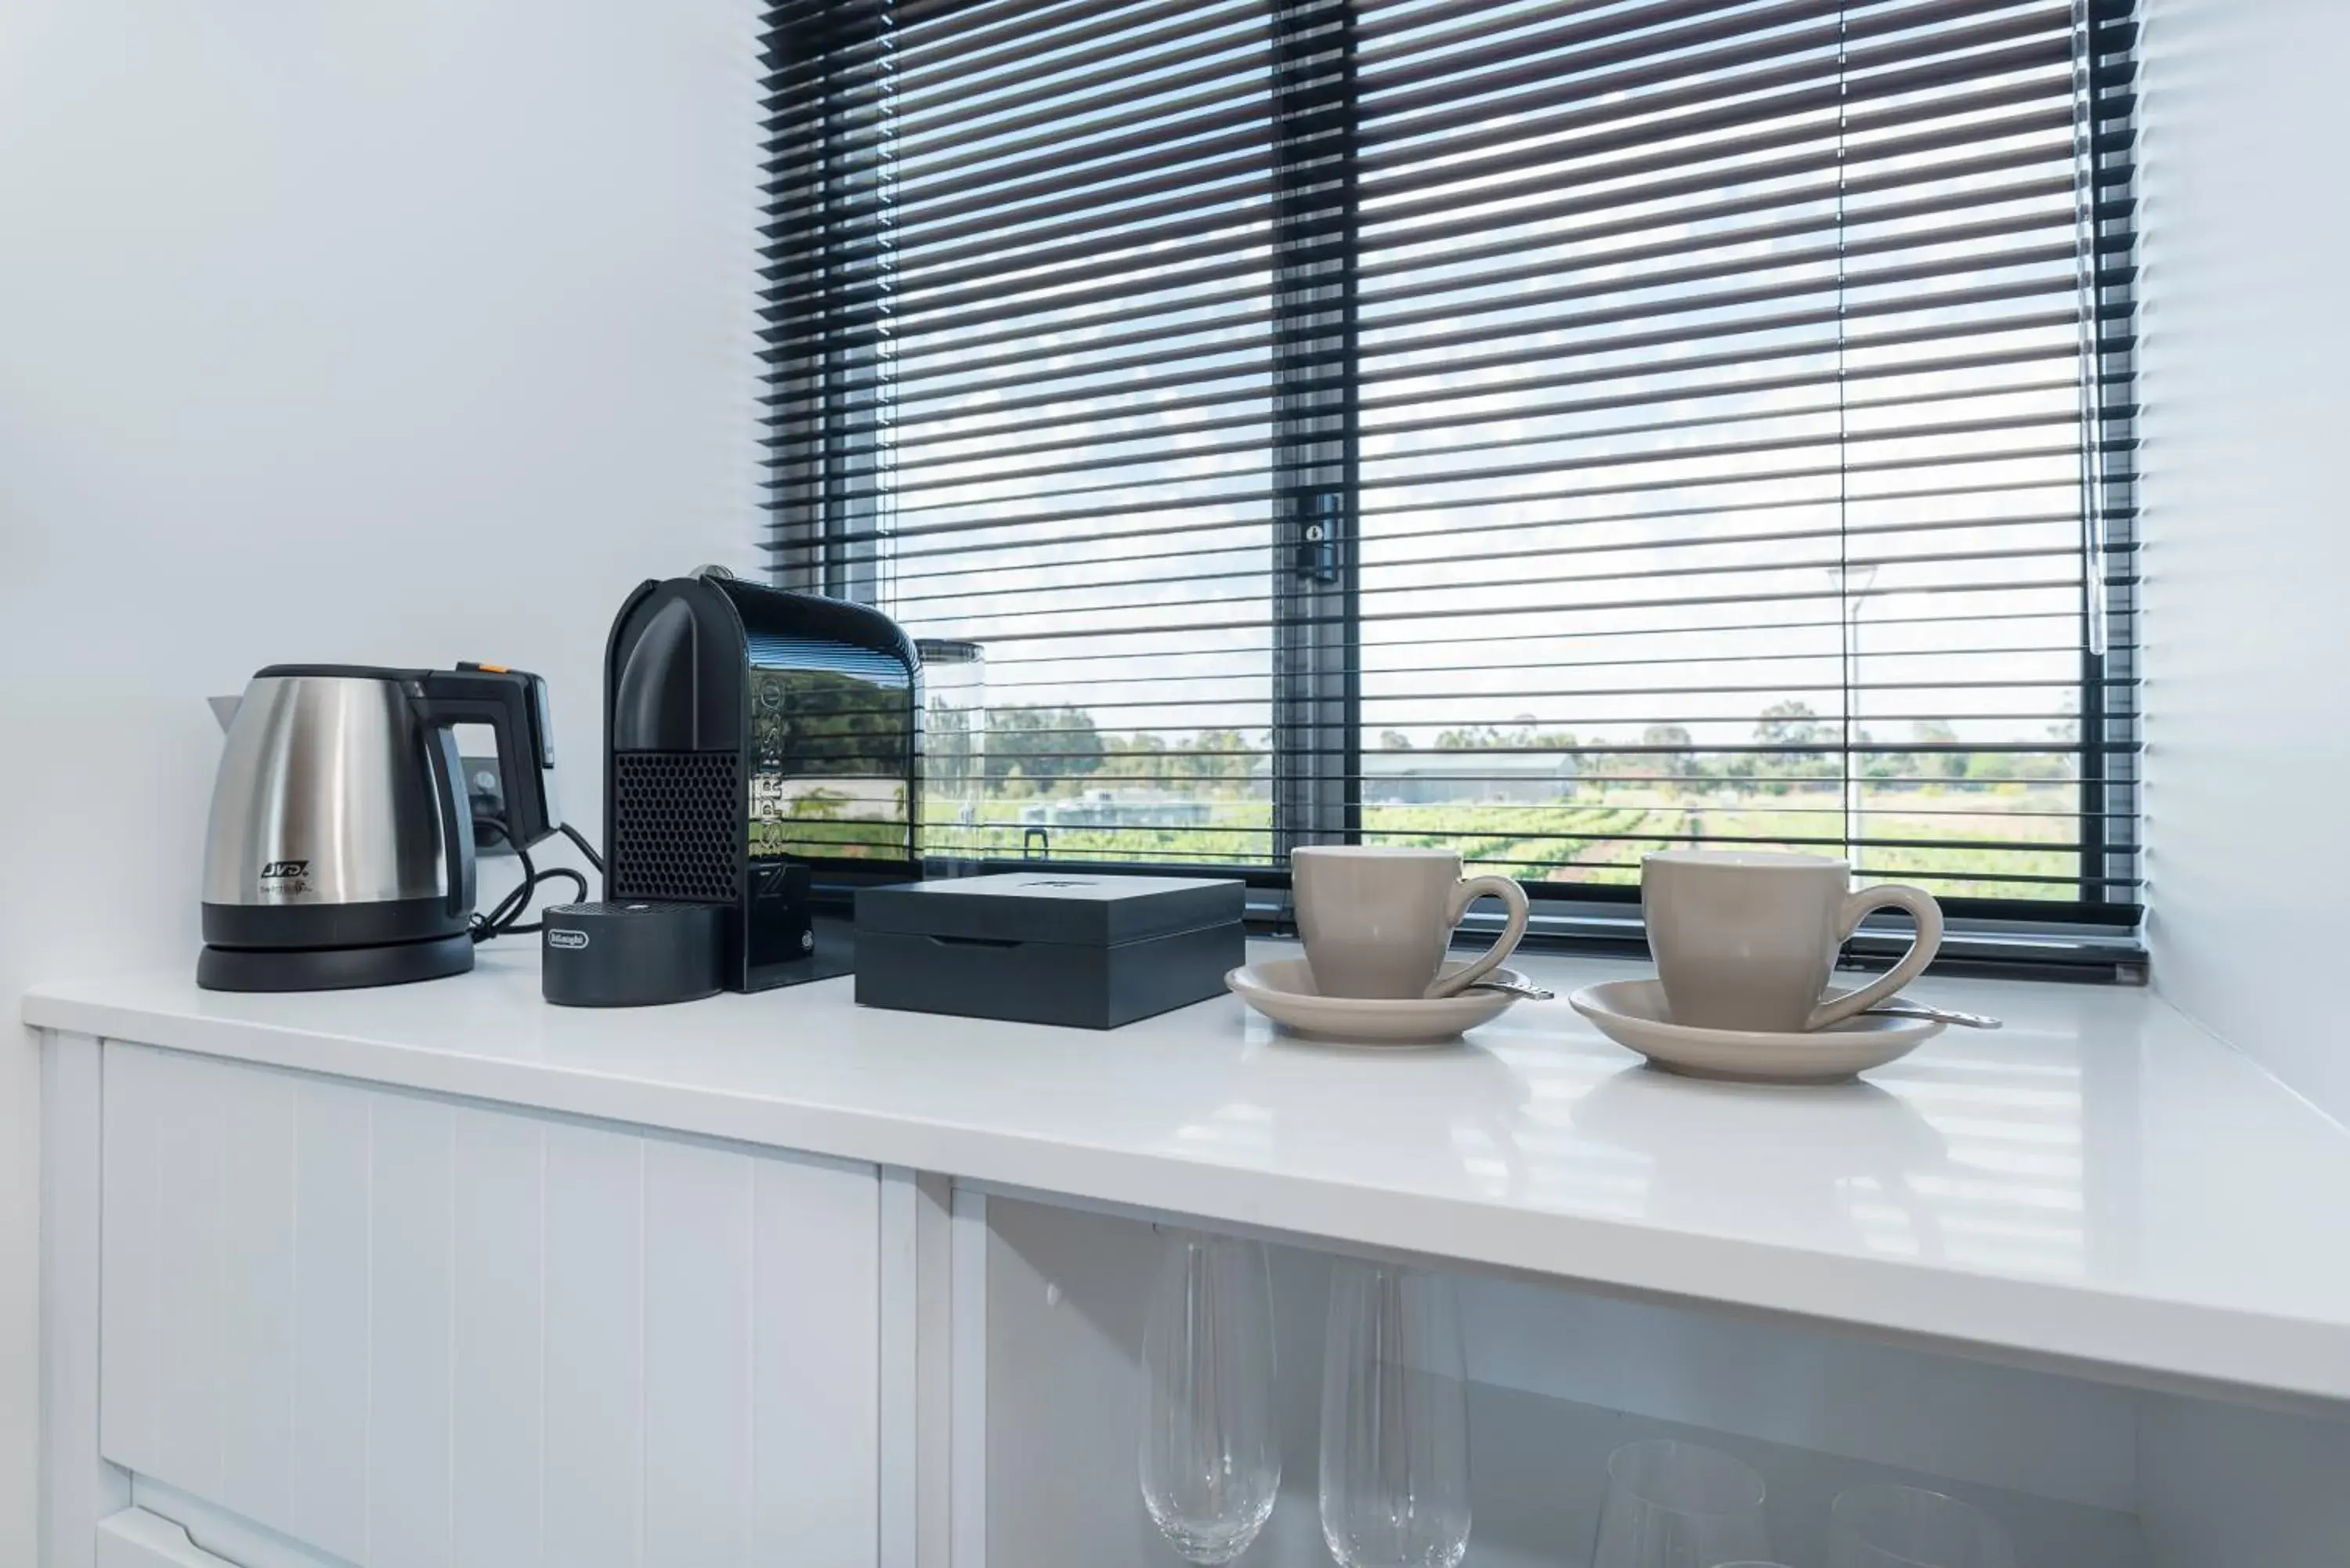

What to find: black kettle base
left=197, top=932, right=476, bottom=992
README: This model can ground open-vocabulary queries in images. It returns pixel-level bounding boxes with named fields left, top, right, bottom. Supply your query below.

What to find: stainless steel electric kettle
left=197, top=663, right=560, bottom=991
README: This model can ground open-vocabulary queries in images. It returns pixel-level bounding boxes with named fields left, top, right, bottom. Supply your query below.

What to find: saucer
left=1226, top=957, right=1530, bottom=1045
left=1568, top=977, right=1943, bottom=1083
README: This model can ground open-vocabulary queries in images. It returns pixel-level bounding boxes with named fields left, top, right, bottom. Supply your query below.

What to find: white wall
left=0, top=0, right=762, bottom=1556
left=2138, top=0, right=2350, bottom=1123
left=2135, top=4, right=2350, bottom=1556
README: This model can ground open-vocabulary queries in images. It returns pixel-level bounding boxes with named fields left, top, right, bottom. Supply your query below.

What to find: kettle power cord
left=470, top=817, right=600, bottom=942
left=557, top=819, right=605, bottom=876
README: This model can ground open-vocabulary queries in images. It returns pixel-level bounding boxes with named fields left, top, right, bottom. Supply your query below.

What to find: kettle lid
left=252, top=663, right=421, bottom=682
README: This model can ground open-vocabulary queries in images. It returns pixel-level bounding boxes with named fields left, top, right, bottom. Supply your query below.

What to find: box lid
left=855, top=873, right=1246, bottom=946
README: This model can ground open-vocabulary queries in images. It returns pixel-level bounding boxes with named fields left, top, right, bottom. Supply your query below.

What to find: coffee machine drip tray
left=753, top=909, right=856, bottom=989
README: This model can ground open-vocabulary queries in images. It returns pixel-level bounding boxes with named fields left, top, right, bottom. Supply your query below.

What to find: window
left=760, top=0, right=2139, bottom=966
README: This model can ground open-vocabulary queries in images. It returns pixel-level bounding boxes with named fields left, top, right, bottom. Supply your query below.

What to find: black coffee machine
left=595, top=569, right=921, bottom=992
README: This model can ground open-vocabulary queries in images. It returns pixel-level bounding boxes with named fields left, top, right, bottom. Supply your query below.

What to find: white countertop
left=26, top=946, right=2350, bottom=1404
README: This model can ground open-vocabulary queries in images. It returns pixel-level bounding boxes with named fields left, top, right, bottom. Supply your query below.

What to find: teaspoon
left=1854, top=998, right=2002, bottom=1029
left=1466, top=977, right=2001, bottom=1029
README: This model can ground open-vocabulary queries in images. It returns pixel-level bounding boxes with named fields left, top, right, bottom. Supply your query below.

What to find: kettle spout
left=207, top=695, right=240, bottom=734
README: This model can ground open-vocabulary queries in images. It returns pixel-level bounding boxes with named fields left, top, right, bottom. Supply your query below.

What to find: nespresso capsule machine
left=599, top=569, right=921, bottom=992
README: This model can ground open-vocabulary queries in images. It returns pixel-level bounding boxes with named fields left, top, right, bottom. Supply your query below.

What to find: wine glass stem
left=1189, top=1260, right=1222, bottom=1512
left=1376, top=1274, right=1411, bottom=1552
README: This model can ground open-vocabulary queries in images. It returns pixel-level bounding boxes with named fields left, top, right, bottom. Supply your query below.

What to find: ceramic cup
left=1640, top=851, right=1943, bottom=1032
left=1292, top=846, right=1530, bottom=999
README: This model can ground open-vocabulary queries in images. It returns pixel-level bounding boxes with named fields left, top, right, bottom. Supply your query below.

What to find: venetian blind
left=759, top=0, right=2140, bottom=937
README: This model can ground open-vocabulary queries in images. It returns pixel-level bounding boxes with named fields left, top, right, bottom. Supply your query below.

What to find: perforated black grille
left=610, top=751, right=739, bottom=903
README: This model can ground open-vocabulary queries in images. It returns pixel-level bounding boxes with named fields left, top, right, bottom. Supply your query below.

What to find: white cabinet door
left=96, top=1510, right=243, bottom=1568
left=99, top=1042, right=883, bottom=1568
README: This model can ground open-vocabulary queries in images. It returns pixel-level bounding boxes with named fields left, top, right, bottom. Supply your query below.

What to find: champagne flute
left=1138, top=1229, right=1282, bottom=1564
left=1318, top=1262, right=1472, bottom=1568
left=1591, top=1438, right=1773, bottom=1568
left=1828, top=1483, right=2017, bottom=1568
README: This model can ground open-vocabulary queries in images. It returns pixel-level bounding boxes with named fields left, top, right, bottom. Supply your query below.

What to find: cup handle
left=1806, top=883, right=1945, bottom=1029
left=1426, top=875, right=1531, bottom=998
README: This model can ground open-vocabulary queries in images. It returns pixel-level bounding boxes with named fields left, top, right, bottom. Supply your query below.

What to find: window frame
left=757, top=0, right=2144, bottom=978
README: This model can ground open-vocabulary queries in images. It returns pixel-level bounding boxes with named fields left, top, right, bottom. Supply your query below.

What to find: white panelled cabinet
left=30, top=952, right=2350, bottom=1568
left=56, top=1039, right=884, bottom=1568
left=94, top=1512, right=240, bottom=1568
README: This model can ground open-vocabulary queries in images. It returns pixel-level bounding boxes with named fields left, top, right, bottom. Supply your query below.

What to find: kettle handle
left=417, top=721, right=476, bottom=921
left=410, top=667, right=558, bottom=849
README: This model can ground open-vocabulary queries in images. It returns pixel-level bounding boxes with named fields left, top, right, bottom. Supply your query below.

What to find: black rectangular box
left=853, top=873, right=1246, bottom=1029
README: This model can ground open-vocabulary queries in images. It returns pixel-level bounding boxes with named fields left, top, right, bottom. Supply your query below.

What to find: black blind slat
left=896, top=2, right=1268, bottom=125
left=756, top=128, right=2066, bottom=336
left=881, top=507, right=2084, bottom=598
left=1361, top=0, right=2063, bottom=143
left=757, top=0, right=2144, bottom=936
left=797, top=353, right=2081, bottom=498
